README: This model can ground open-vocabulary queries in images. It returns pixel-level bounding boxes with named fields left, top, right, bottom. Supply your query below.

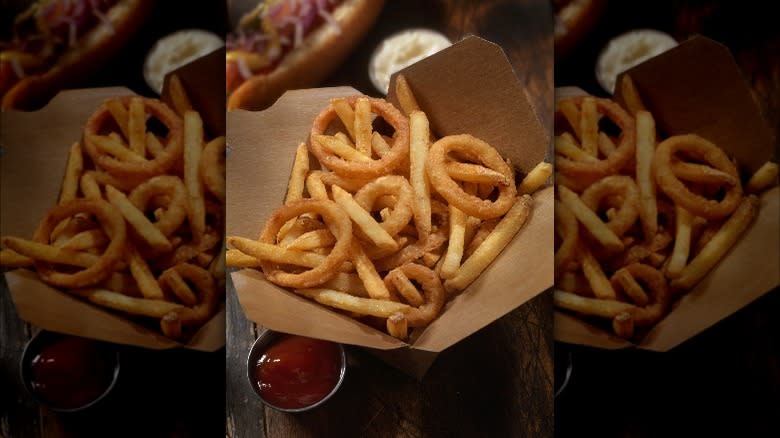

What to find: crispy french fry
left=665, top=206, right=694, bottom=278
left=286, top=143, right=310, bottom=203
left=557, top=98, right=581, bottom=138
left=612, top=312, right=635, bottom=339
left=409, top=110, right=432, bottom=239
left=386, top=313, right=408, bottom=340
left=105, top=98, right=130, bottom=139
left=445, top=162, right=510, bottom=186
left=671, top=161, right=738, bottom=186
left=106, top=185, right=172, bottom=252
left=350, top=240, right=391, bottom=300
left=558, top=186, right=624, bottom=252
left=580, top=247, right=617, bottom=300
left=70, top=288, right=186, bottom=318
left=80, top=171, right=102, bottom=199
left=635, top=110, right=658, bottom=238
left=385, top=266, right=424, bottom=306
left=671, top=196, right=759, bottom=291
left=145, top=132, right=165, bottom=157
left=553, top=289, right=638, bottom=319
left=313, top=134, right=371, bottom=162
left=371, top=132, right=391, bottom=157
left=295, top=288, right=412, bottom=317
left=0, top=248, right=34, bottom=267
left=439, top=204, right=467, bottom=280
left=89, top=134, right=145, bottom=162
left=620, top=74, right=647, bottom=117
left=228, top=238, right=327, bottom=268
left=555, top=133, right=598, bottom=163
left=160, top=268, right=198, bottom=305
left=612, top=267, right=648, bottom=306
left=282, top=229, right=336, bottom=251
left=395, top=74, right=421, bottom=116
left=183, top=110, right=206, bottom=240
left=128, top=97, right=146, bottom=156
left=579, top=97, right=599, bottom=156
left=169, top=74, right=194, bottom=117
left=444, top=195, right=532, bottom=292
left=2, top=236, right=100, bottom=267
left=746, top=161, right=779, bottom=193
left=331, top=97, right=356, bottom=140
left=226, top=248, right=262, bottom=268
left=354, top=97, right=373, bottom=155
left=597, top=132, right=616, bottom=156
left=59, top=142, right=84, bottom=204
left=127, top=245, right=165, bottom=300
left=54, top=229, right=108, bottom=251
left=331, top=186, right=397, bottom=251
left=518, top=161, right=553, bottom=195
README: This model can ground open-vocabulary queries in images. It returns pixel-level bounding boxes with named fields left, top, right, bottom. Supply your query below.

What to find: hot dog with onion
left=226, top=0, right=385, bottom=111
left=0, top=0, right=152, bottom=110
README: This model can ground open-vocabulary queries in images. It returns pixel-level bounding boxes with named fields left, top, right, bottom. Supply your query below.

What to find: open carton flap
left=227, top=36, right=553, bottom=376
left=0, top=55, right=226, bottom=352
left=554, top=37, right=780, bottom=351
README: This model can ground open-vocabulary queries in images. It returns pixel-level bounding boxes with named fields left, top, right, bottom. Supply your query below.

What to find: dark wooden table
left=0, top=2, right=227, bottom=437
left=225, top=1, right=554, bottom=437
left=553, top=1, right=780, bottom=436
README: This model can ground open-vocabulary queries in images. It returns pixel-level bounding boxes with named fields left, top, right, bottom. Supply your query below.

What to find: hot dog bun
left=554, top=0, right=605, bottom=60
left=227, top=0, right=385, bottom=111
left=1, top=0, right=152, bottom=110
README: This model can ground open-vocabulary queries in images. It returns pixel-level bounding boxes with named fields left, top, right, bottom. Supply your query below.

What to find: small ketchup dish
left=246, top=329, right=346, bottom=412
left=20, top=331, right=120, bottom=413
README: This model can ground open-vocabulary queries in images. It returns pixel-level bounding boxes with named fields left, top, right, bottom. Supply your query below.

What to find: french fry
left=128, top=97, right=146, bottom=156
left=620, top=74, right=647, bottom=117
left=597, top=132, right=616, bottom=156
left=0, top=248, right=34, bottom=268
left=635, top=110, right=658, bottom=238
left=439, top=204, right=467, bottom=280
left=305, top=170, right=329, bottom=201
left=80, top=171, right=102, bottom=199
left=183, top=110, right=206, bottom=240
left=555, top=133, right=598, bottom=163
left=88, top=134, right=144, bottom=162
left=395, top=74, right=421, bottom=116
left=409, top=110, right=432, bottom=239
left=2, top=236, right=100, bottom=268
left=558, top=186, right=624, bottom=252
left=286, top=143, right=310, bottom=203
left=105, top=185, right=172, bottom=252
left=332, top=185, right=397, bottom=251
left=386, top=313, right=409, bottom=340
left=350, top=240, right=391, bottom=300
left=54, top=229, right=108, bottom=251
left=671, top=196, right=759, bottom=291
left=579, top=97, right=599, bottom=156
left=59, top=142, right=84, bottom=204
left=371, top=132, right=391, bottom=157
left=746, top=161, right=779, bottom=193
left=127, top=245, right=165, bottom=300
left=518, top=161, right=553, bottom=195
left=444, top=195, right=532, bottom=292
left=611, top=267, right=648, bottom=306
left=295, top=288, right=412, bottom=318
left=354, top=97, right=373, bottom=155
left=445, top=162, right=510, bottom=186
left=313, top=134, right=371, bottom=162
left=105, top=98, right=130, bottom=139
left=385, top=265, right=424, bottom=306
left=553, top=289, right=638, bottom=319
left=145, top=132, right=165, bottom=157
left=160, top=268, right=198, bottom=305
left=225, top=248, right=263, bottom=268
left=168, top=74, right=194, bottom=117
left=612, top=312, right=635, bottom=339
left=282, top=229, right=336, bottom=251
left=70, top=288, right=186, bottom=318
left=330, top=97, right=356, bottom=140
left=580, top=247, right=616, bottom=300
left=557, top=98, right=581, bottom=138
left=665, top=206, right=694, bottom=278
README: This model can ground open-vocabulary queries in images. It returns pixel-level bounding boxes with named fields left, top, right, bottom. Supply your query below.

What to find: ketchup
left=255, top=335, right=342, bottom=410
left=28, top=336, right=116, bottom=410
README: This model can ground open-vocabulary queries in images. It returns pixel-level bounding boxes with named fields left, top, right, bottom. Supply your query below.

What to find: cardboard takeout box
left=554, top=36, right=780, bottom=351
left=227, top=36, right=554, bottom=378
left=0, top=49, right=226, bottom=352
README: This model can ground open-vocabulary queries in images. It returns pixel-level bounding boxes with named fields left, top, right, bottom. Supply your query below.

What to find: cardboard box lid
left=554, top=36, right=780, bottom=351
left=0, top=53, right=226, bottom=352
left=227, top=36, right=553, bottom=367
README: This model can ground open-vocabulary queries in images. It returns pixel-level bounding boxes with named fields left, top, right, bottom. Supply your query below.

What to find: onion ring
left=310, top=96, right=410, bottom=179
left=654, top=134, right=742, bottom=219
left=199, top=137, right=226, bottom=203
left=253, top=199, right=352, bottom=288
left=31, top=199, right=127, bottom=288
left=610, top=263, right=669, bottom=326
left=128, top=175, right=188, bottom=236
left=353, top=175, right=414, bottom=236
left=555, top=97, right=636, bottom=180
left=159, top=263, right=218, bottom=327
left=580, top=175, right=640, bottom=236
left=83, top=97, right=184, bottom=180
left=426, top=134, right=517, bottom=219
left=385, top=263, right=446, bottom=327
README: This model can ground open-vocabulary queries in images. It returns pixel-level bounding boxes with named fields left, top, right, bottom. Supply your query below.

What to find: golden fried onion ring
left=83, top=97, right=183, bottom=179
left=310, top=96, right=410, bottom=179
left=654, top=134, right=742, bottom=219
left=353, top=175, right=414, bottom=236
left=32, top=199, right=127, bottom=288
left=580, top=175, right=640, bottom=236
left=426, top=134, right=517, bottom=219
left=385, top=263, right=446, bottom=328
left=128, top=175, right=188, bottom=236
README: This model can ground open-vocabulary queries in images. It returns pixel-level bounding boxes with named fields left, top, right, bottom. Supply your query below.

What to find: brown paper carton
left=0, top=49, right=226, bottom=352
left=554, top=36, right=780, bottom=351
left=227, top=36, right=553, bottom=378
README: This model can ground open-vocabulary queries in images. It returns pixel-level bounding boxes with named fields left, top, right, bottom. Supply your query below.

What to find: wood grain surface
left=225, top=1, right=554, bottom=437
